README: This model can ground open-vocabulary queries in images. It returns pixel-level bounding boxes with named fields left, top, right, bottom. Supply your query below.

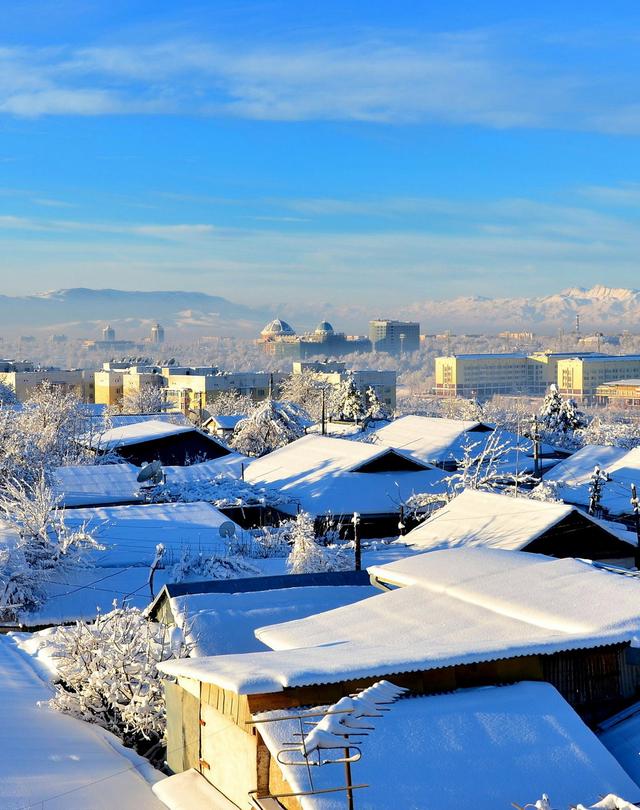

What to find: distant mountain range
left=2, top=285, right=640, bottom=338
left=0, top=288, right=269, bottom=338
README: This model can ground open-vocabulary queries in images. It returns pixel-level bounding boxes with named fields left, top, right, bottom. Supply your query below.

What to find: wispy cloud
left=0, top=27, right=638, bottom=132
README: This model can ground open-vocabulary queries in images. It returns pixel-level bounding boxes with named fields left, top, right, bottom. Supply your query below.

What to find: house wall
left=523, top=511, right=636, bottom=564
left=108, top=431, right=229, bottom=466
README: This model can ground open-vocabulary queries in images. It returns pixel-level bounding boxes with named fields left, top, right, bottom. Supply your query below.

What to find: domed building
left=314, top=320, right=334, bottom=336
left=259, top=316, right=372, bottom=359
left=260, top=318, right=296, bottom=339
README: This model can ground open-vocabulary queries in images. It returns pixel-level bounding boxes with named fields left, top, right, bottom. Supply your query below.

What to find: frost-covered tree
left=118, top=385, right=166, bottom=415
left=279, top=372, right=328, bottom=422
left=49, top=606, right=187, bottom=765
left=168, top=548, right=260, bottom=581
left=0, top=381, right=17, bottom=406
left=145, top=471, right=288, bottom=510
left=364, top=386, right=391, bottom=422
left=230, top=399, right=311, bottom=457
left=588, top=465, right=609, bottom=515
left=287, top=511, right=329, bottom=574
left=539, top=384, right=585, bottom=434
left=439, top=396, right=484, bottom=422
left=576, top=417, right=640, bottom=450
left=444, top=433, right=534, bottom=496
left=0, top=382, right=95, bottom=489
left=0, top=473, right=102, bottom=620
left=206, top=389, right=254, bottom=417
left=331, top=374, right=365, bottom=423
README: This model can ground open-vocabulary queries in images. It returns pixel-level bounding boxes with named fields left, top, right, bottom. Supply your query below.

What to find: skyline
left=2, top=1, right=640, bottom=303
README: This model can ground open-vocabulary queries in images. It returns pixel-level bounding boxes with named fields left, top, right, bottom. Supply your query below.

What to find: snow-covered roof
left=403, top=489, right=632, bottom=552
left=160, top=549, right=640, bottom=693
left=370, top=414, right=563, bottom=473
left=244, top=434, right=447, bottom=517
left=256, top=683, right=640, bottom=810
left=599, top=701, right=640, bottom=788
left=206, top=414, right=246, bottom=430
left=169, top=584, right=378, bottom=657
left=53, top=463, right=141, bottom=507
left=92, top=419, right=212, bottom=450
left=53, top=456, right=248, bottom=507
left=107, top=412, right=191, bottom=429
left=0, top=635, right=165, bottom=809
left=543, top=444, right=640, bottom=515
left=62, top=501, right=242, bottom=568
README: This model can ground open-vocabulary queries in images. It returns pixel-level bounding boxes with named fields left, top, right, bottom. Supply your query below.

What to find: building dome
left=260, top=318, right=296, bottom=338
left=315, top=320, right=334, bottom=335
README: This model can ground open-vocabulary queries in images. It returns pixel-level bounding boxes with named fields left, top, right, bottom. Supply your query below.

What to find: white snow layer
left=159, top=549, right=640, bottom=694
left=244, top=434, right=448, bottom=516
left=543, top=444, right=640, bottom=515
left=169, top=585, right=378, bottom=657
left=255, top=682, right=640, bottom=810
left=403, top=488, right=633, bottom=552
left=0, top=634, right=165, bottom=809
left=54, top=457, right=248, bottom=507
left=60, top=501, right=243, bottom=568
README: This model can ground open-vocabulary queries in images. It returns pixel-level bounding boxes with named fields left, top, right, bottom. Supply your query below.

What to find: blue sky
left=1, top=0, right=640, bottom=305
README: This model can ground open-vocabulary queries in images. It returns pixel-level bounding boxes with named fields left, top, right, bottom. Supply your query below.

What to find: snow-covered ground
left=0, top=634, right=165, bottom=809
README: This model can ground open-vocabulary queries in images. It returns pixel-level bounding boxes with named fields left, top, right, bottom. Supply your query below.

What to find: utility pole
left=532, top=415, right=540, bottom=478
left=321, top=387, right=326, bottom=436
left=352, top=512, right=361, bottom=571
left=631, top=484, right=640, bottom=570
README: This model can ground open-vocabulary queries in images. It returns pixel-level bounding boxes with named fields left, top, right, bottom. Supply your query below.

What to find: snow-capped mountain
left=398, top=285, right=640, bottom=333
left=2, top=285, right=640, bottom=337
left=0, top=288, right=269, bottom=337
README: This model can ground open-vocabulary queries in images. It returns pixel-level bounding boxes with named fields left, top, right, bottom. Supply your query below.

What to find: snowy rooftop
left=256, top=683, right=640, bottom=810
left=599, top=701, right=640, bottom=788
left=244, top=434, right=448, bottom=517
left=403, top=489, right=632, bottom=552
left=159, top=549, right=640, bottom=693
left=61, top=501, right=242, bottom=568
left=53, top=456, right=247, bottom=507
left=369, top=414, right=563, bottom=472
left=543, top=444, right=640, bottom=515
left=169, top=584, right=378, bottom=657
left=91, top=419, right=206, bottom=449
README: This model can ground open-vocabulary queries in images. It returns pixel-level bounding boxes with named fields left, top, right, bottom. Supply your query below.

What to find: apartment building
left=435, top=353, right=530, bottom=397
left=594, top=380, right=640, bottom=407
left=435, top=351, right=640, bottom=401
left=558, top=356, right=640, bottom=401
left=369, top=319, right=420, bottom=354
left=0, top=364, right=94, bottom=402
left=94, top=364, right=165, bottom=407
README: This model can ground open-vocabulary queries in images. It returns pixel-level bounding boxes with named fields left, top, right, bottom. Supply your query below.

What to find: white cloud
left=0, top=29, right=637, bottom=132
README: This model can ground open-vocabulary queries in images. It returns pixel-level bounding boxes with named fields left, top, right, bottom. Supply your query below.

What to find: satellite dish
left=218, top=521, right=236, bottom=539
left=137, top=460, right=163, bottom=484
